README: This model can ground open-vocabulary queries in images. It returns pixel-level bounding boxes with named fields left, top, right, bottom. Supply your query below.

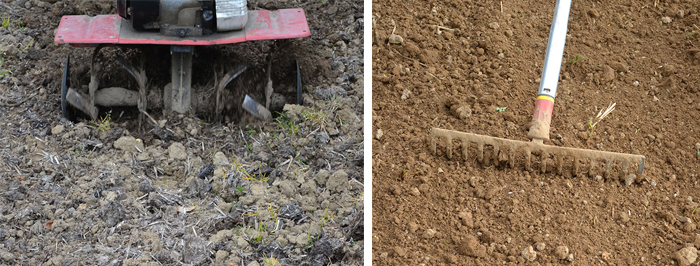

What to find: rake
left=430, top=0, right=645, bottom=180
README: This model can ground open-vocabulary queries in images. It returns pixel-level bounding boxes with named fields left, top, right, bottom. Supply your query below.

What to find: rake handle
left=527, top=0, right=572, bottom=141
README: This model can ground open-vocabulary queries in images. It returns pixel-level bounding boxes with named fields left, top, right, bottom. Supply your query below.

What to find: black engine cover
left=117, top=0, right=160, bottom=31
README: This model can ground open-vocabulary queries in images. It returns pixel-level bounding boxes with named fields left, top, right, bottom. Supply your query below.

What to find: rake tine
left=477, top=143, right=484, bottom=164
left=556, top=155, right=563, bottom=175
left=430, top=134, right=437, bottom=155
left=604, top=161, right=612, bottom=180
left=525, top=150, right=531, bottom=172
left=462, top=139, right=469, bottom=162
left=446, top=136, right=453, bottom=160
left=541, top=151, right=548, bottom=174
left=572, top=157, right=579, bottom=177
left=493, top=145, right=500, bottom=167
left=621, top=162, right=628, bottom=179
left=588, top=160, right=595, bottom=178
left=508, top=149, right=515, bottom=168
left=637, top=158, right=645, bottom=177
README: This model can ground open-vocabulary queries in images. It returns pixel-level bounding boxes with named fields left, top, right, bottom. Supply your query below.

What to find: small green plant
left=495, top=106, right=507, bottom=112
left=22, top=38, right=33, bottom=51
left=0, top=57, right=11, bottom=76
left=567, top=54, right=586, bottom=65
left=236, top=185, right=244, bottom=194
left=305, top=232, right=316, bottom=250
left=1, top=17, right=10, bottom=29
left=245, top=125, right=255, bottom=135
left=262, top=253, right=282, bottom=266
left=587, top=102, right=616, bottom=136
left=275, top=113, right=300, bottom=135
left=90, top=110, right=112, bottom=132
left=301, top=106, right=327, bottom=126
left=251, top=235, right=263, bottom=243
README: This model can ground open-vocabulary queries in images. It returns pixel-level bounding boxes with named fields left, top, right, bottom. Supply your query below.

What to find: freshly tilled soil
left=0, top=0, right=364, bottom=265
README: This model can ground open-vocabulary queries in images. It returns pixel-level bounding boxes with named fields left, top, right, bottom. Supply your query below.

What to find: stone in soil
left=522, top=245, right=537, bottom=262
left=51, top=125, right=64, bottom=135
left=555, top=246, right=569, bottom=260
left=673, top=246, right=697, bottom=266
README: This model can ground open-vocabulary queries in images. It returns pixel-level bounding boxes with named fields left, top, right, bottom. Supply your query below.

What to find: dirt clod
left=536, top=242, right=545, bottom=251
left=555, top=246, right=569, bottom=260
left=521, top=246, right=537, bottom=262
left=51, top=125, right=65, bottom=135
left=423, top=229, right=436, bottom=239
left=114, top=136, right=144, bottom=152
left=673, top=246, right=698, bottom=266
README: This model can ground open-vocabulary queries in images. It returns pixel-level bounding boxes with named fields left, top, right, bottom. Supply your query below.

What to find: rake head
left=429, top=128, right=645, bottom=179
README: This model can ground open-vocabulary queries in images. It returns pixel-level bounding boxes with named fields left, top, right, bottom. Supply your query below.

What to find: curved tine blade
left=525, top=150, right=531, bottom=172
left=493, top=145, right=500, bottom=167
left=541, top=151, right=548, bottom=174
left=430, top=132, right=437, bottom=155
left=572, top=157, right=579, bottom=177
left=604, top=160, right=612, bottom=180
left=477, top=143, right=484, bottom=164
left=588, top=159, right=595, bottom=178
left=116, top=56, right=138, bottom=81
left=462, top=138, right=469, bottom=162
left=446, top=136, right=453, bottom=160
left=556, top=155, right=563, bottom=175
left=509, top=149, right=515, bottom=168
left=222, top=64, right=248, bottom=89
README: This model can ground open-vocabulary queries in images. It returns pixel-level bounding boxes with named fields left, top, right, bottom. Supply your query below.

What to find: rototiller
left=55, top=0, right=310, bottom=121
left=430, top=0, right=646, bottom=181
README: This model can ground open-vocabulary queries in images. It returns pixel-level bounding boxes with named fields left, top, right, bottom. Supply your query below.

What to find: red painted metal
left=54, top=15, right=121, bottom=47
left=54, top=9, right=310, bottom=47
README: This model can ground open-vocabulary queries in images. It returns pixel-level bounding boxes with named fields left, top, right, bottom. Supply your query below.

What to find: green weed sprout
left=496, top=106, right=507, bottom=112
left=567, top=54, right=585, bottom=65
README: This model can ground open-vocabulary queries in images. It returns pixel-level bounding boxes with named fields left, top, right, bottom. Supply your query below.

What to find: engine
left=116, top=0, right=248, bottom=37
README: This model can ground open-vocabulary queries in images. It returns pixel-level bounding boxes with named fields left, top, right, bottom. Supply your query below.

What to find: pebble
left=388, top=34, right=403, bottom=44
left=661, top=17, right=672, bottom=24
left=674, top=246, right=697, bottom=266
left=401, top=89, right=410, bottom=100
left=536, top=242, right=545, bottom=251
left=410, top=187, right=421, bottom=196
left=489, top=22, right=499, bottom=29
left=423, top=229, right=436, bottom=239
left=521, top=246, right=536, bottom=262
left=375, top=129, right=383, bottom=140
left=555, top=246, right=569, bottom=260
left=619, top=212, right=630, bottom=223
left=51, top=125, right=65, bottom=135
left=653, top=96, right=659, bottom=102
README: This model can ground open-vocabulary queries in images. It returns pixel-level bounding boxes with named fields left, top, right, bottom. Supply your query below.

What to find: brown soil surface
left=0, top=0, right=363, bottom=265
left=373, top=0, right=700, bottom=265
